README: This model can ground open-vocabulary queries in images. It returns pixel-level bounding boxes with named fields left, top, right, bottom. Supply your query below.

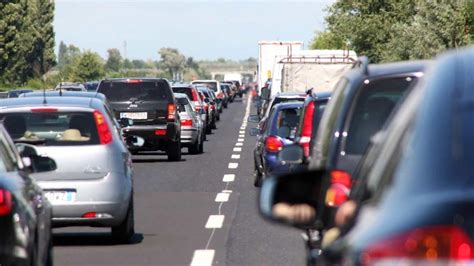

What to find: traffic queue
left=0, top=78, right=244, bottom=265
left=252, top=46, right=474, bottom=265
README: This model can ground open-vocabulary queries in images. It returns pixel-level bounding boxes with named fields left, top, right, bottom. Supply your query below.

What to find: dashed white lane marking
left=237, top=138, right=244, bottom=142
left=233, top=147, right=242, bottom=152
left=235, top=143, right=243, bottom=146
left=239, top=134, right=245, bottom=138
left=205, top=215, right=225, bottom=229
left=222, top=190, right=232, bottom=193
left=239, top=130, right=245, bottom=134
left=222, top=174, right=235, bottom=182
left=231, top=154, right=240, bottom=159
left=228, top=163, right=239, bottom=169
left=191, top=250, right=215, bottom=266
left=215, top=192, right=230, bottom=202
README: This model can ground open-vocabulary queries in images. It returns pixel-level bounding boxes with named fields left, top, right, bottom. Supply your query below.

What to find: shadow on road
left=53, top=232, right=144, bottom=246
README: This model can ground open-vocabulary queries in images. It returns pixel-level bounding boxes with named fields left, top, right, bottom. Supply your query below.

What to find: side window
left=0, top=136, right=18, bottom=173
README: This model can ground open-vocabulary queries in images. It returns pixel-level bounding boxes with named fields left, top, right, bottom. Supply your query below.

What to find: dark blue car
left=250, top=101, right=304, bottom=187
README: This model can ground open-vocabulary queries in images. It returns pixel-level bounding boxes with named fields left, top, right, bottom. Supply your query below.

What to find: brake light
left=300, top=101, right=315, bottom=157
left=155, top=129, right=166, bottom=136
left=181, top=119, right=193, bottom=126
left=361, top=225, right=474, bottom=265
left=31, top=108, right=58, bottom=113
left=193, top=101, right=202, bottom=112
left=93, top=110, right=113, bottom=145
left=265, top=135, right=283, bottom=153
left=217, top=92, right=225, bottom=99
left=82, top=212, right=97, bottom=218
left=0, top=189, right=12, bottom=216
left=325, top=170, right=352, bottom=207
left=126, top=79, right=141, bottom=83
left=191, top=89, right=200, bottom=101
left=210, top=104, right=216, bottom=111
left=167, top=103, right=176, bottom=121
left=204, top=104, right=209, bottom=112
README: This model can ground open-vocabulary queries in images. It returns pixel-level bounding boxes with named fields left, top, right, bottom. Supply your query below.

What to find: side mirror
left=248, top=115, right=260, bottom=123
left=16, top=143, right=57, bottom=173
left=259, top=170, right=325, bottom=228
left=249, top=128, right=260, bottom=136
left=278, top=144, right=304, bottom=164
left=119, top=117, right=134, bottom=127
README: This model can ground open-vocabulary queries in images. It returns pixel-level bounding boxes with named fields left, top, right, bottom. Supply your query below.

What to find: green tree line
left=311, top=0, right=474, bottom=62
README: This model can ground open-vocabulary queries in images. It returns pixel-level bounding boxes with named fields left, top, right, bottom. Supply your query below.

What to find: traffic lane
left=53, top=97, right=248, bottom=265
left=226, top=102, right=306, bottom=266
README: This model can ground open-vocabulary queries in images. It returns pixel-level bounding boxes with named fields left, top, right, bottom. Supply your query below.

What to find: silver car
left=174, top=93, right=204, bottom=154
left=0, top=96, right=135, bottom=243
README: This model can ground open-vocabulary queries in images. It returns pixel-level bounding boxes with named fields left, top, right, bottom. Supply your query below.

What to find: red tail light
left=193, top=101, right=202, bottom=112
left=210, top=104, right=216, bottom=111
left=300, top=101, right=315, bottom=157
left=180, top=119, right=193, bottom=126
left=217, top=92, right=225, bottom=99
left=126, top=79, right=141, bottom=83
left=325, top=170, right=352, bottom=207
left=93, top=110, right=113, bottom=145
left=167, top=103, right=176, bottom=121
left=361, top=225, right=474, bottom=265
left=0, top=189, right=12, bottom=216
left=204, top=104, right=209, bottom=112
left=265, top=135, right=283, bottom=153
left=191, top=89, right=200, bottom=101
left=155, top=129, right=166, bottom=136
left=31, top=108, right=58, bottom=113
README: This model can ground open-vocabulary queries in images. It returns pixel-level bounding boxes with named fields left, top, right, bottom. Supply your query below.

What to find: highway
left=52, top=95, right=305, bottom=266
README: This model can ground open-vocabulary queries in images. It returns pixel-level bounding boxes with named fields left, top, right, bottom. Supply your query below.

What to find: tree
left=31, top=0, right=56, bottom=77
left=105, top=48, right=122, bottom=72
left=310, top=31, right=345, bottom=50
left=58, top=41, right=68, bottom=68
left=123, top=58, right=133, bottom=69
left=132, top=59, right=148, bottom=69
left=71, top=51, right=105, bottom=82
left=158, top=47, right=186, bottom=80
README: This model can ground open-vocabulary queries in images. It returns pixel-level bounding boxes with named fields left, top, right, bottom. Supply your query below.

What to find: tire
left=211, top=120, right=217, bottom=130
left=189, top=138, right=200, bottom=155
left=216, top=113, right=220, bottom=121
left=206, top=125, right=212, bottom=134
left=167, top=140, right=182, bottom=161
left=254, top=167, right=262, bottom=187
left=112, top=197, right=135, bottom=244
left=45, top=236, right=53, bottom=266
left=198, top=136, right=204, bottom=154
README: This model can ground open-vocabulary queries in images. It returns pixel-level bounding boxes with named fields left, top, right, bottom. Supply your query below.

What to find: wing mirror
left=259, top=170, right=325, bottom=228
left=278, top=144, right=304, bottom=164
left=16, top=143, right=57, bottom=173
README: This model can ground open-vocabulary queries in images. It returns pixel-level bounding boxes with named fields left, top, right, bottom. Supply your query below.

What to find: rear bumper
left=122, top=123, right=179, bottom=142
left=181, top=127, right=198, bottom=144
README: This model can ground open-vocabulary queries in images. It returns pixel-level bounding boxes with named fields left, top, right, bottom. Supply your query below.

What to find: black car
left=0, top=125, right=56, bottom=265
left=97, top=78, right=182, bottom=161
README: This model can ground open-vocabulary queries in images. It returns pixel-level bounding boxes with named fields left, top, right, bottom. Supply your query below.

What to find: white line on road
left=222, top=174, right=235, bottom=182
left=239, top=130, right=245, bottom=134
left=239, top=134, right=245, bottom=138
left=237, top=138, right=244, bottom=142
left=222, top=190, right=232, bottom=193
left=231, top=154, right=240, bottom=159
left=233, top=147, right=242, bottom=152
left=228, top=163, right=239, bottom=169
left=190, top=250, right=215, bottom=266
left=215, top=193, right=230, bottom=202
left=205, top=215, right=225, bottom=229
left=235, top=143, right=243, bottom=146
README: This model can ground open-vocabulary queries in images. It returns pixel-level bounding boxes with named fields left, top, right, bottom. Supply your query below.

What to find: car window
left=344, top=76, right=417, bottom=155
left=173, top=87, right=193, bottom=100
left=0, top=136, right=17, bottom=172
left=193, top=82, right=217, bottom=92
left=98, top=81, right=171, bottom=101
left=273, top=107, right=302, bottom=139
left=1, top=112, right=101, bottom=146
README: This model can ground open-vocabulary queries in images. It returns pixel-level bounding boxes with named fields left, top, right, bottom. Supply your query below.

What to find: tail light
left=325, top=170, right=351, bottom=207
left=155, top=129, right=166, bottom=136
left=265, top=135, right=283, bottom=153
left=0, top=189, right=12, bottom=216
left=299, top=101, right=315, bottom=157
left=167, top=103, right=176, bottom=121
left=361, top=225, right=474, bottom=265
left=181, top=119, right=193, bottom=126
left=204, top=104, right=209, bottom=112
left=31, top=108, right=58, bottom=113
left=193, top=101, right=202, bottom=112
left=217, top=92, right=225, bottom=99
left=93, top=110, right=113, bottom=145
left=82, top=212, right=97, bottom=218
left=126, top=79, right=141, bottom=83
left=191, top=89, right=200, bottom=101
left=210, top=104, right=216, bottom=111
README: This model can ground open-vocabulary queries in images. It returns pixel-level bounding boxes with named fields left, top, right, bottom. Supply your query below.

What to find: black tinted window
left=98, top=81, right=171, bottom=101
left=193, top=82, right=217, bottom=92
left=172, top=87, right=193, bottom=100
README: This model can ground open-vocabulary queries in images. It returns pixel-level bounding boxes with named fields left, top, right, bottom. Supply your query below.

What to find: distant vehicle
left=84, top=81, right=99, bottom=91
left=0, top=96, right=135, bottom=243
left=55, top=82, right=87, bottom=92
left=223, top=73, right=242, bottom=84
left=222, top=80, right=242, bottom=97
left=191, top=80, right=225, bottom=113
left=7, top=89, right=33, bottom=98
left=197, top=86, right=218, bottom=129
left=172, top=85, right=208, bottom=138
left=174, top=93, right=204, bottom=154
left=0, top=130, right=55, bottom=265
left=259, top=92, right=307, bottom=123
left=97, top=78, right=182, bottom=161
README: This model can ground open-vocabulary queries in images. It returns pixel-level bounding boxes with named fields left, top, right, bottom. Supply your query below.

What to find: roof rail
left=354, top=56, right=369, bottom=75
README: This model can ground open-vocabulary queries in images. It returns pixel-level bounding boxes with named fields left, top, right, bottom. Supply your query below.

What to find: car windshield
left=1, top=112, right=101, bottom=146
left=98, top=81, right=170, bottom=101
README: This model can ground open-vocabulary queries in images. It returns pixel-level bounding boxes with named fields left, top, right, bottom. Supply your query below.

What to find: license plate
left=120, top=112, right=147, bottom=120
left=44, top=191, right=76, bottom=203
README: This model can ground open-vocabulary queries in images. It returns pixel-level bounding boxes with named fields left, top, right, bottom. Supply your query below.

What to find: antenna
left=59, top=80, right=63, bottom=97
left=42, top=74, right=47, bottom=104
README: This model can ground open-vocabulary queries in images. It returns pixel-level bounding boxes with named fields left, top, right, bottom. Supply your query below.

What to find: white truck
left=257, top=41, right=304, bottom=91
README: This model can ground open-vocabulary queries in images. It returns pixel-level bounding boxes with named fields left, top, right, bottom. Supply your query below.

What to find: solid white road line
left=190, top=250, right=215, bottom=266
left=231, top=154, right=241, bottom=159
left=215, top=193, right=230, bottom=202
left=228, top=163, right=238, bottom=169
left=223, top=174, right=235, bottom=182
left=205, top=215, right=225, bottom=229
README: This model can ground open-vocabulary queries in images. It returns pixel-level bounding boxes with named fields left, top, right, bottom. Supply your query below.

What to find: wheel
left=211, top=120, right=217, bottom=130
left=189, top=138, right=200, bottom=154
left=167, top=140, right=182, bottom=161
left=216, top=113, right=220, bottom=121
left=45, top=235, right=53, bottom=266
left=206, top=125, right=212, bottom=134
left=198, top=136, right=204, bottom=154
left=202, top=126, right=207, bottom=140
left=112, top=197, right=135, bottom=244
left=254, top=167, right=262, bottom=187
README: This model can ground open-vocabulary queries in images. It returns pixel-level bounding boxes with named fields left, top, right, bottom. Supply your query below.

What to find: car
left=172, top=85, right=208, bottom=139
left=221, top=81, right=239, bottom=100
left=221, top=83, right=234, bottom=104
left=55, top=82, right=87, bottom=92
left=223, top=80, right=242, bottom=97
left=7, top=89, right=33, bottom=98
left=97, top=78, right=182, bottom=161
left=174, top=93, right=204, bottom=154
left=257, top=91, right=306, bottom=123
left=0, top=130, right=55, bottom=265
left=197, top=86, right=219, bottom=127
left=198, top=91, right=214, bottom=134
left=250, top=101, right=304, bottom=186
left=191, top=80, right=225, bottom=113
left=84, top=81, right=100, bottom=92
left=0, top=96, right=135, bottom=243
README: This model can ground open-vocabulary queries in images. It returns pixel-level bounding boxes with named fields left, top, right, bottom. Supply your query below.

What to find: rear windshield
left=272, top=107, right=302, bottom=139
left=344, top=76, right=417, bottom=154
left=272, top=97, right=305, bottom=109
left=172, top=87, right=193, bottom=100
left=193, top=82, right=217, bottom=92
left=98, top=81, right=171, bottom=102
left=1, top=112, right=100, bottom=146
left=176, top=98, right=194, bottom=113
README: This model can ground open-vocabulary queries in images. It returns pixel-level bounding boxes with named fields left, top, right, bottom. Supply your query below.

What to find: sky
left=54, top=0, right=336, bottom=61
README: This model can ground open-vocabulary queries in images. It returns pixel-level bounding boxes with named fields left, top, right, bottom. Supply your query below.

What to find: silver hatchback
left=174, top=93, right=204, bottom=154
left=0, top=96, right=135, bottom=243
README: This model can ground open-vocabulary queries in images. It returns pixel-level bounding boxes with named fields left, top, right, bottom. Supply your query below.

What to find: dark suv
left=97, top=78, right=182, bottom=161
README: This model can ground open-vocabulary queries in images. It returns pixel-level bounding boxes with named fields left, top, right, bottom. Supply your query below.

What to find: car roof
left=308, top=91, right=332, bottom=101
left=101, top=78, right=169, bottom=82
left=346, top=60, right=430, bottom=82
left=275, top=92, right=307, bottom=98
left=22, top=91, right=106, bottom=100
left=0, top=96, right=104, bottom=110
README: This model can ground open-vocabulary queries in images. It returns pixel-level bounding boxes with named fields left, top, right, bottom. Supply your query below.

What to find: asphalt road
left=53, top=95, right=306, bottom=266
